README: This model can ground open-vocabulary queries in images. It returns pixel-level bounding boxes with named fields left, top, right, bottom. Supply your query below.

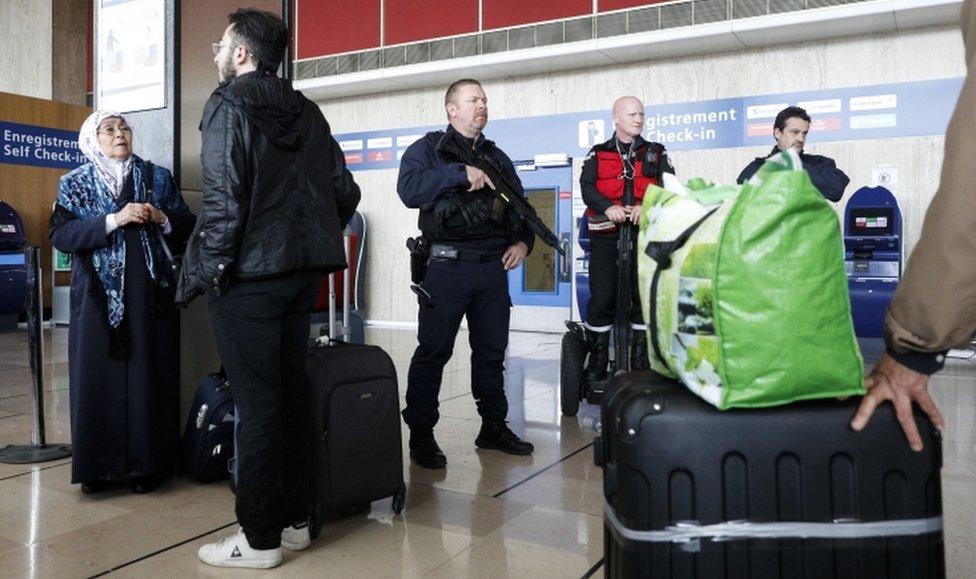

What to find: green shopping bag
left=637, top=150, right=864, bottom=409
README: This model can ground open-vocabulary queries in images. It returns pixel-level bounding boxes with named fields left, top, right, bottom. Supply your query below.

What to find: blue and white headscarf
left=77, top=110, right=133, bottom=198
left=56, top=110, right=180, bottom=328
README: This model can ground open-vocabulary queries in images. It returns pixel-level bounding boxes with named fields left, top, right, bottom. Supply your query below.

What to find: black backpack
left=181, top=370, right=235, bottom=482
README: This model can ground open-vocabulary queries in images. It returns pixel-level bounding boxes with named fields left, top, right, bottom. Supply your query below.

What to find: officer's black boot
left=630, top=328, right=650, bottom=371
left=475, top=420, right=534, bottom=455
left=409, top=429, right=447, bottom=469
left=584, top=330, right=610, bottom=382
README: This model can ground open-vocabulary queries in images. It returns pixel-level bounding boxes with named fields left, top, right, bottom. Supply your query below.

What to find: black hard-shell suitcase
left=596, top=372, right=944, bottom=579
left=181, top=371, right=235, bottom=482
left=307, top=339, right=405, bottom=536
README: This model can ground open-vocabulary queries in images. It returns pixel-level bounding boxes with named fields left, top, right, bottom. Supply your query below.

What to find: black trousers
left=586, top=233, right=643, bottom=328
left=403, top=258, right=511, bottom=431
left=207, top=272, right=319, bottom=550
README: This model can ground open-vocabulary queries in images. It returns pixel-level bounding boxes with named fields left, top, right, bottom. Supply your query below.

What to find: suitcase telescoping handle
left=327, top=270, right=336, bottom=340
left=327, top=227, right=353, bottom=342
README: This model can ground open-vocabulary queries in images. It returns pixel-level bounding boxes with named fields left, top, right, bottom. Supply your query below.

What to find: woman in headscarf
left=50, top=111, right=195, bottom=494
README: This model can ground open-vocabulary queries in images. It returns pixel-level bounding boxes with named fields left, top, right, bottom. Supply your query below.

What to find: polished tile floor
left=0, top=326, right=973, bottom=578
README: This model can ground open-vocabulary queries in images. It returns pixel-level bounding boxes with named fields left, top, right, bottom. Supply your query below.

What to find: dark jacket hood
left=220, top=71, right=307, bottom=151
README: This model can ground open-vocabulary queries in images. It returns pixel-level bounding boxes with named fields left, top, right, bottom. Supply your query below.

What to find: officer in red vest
left=579, top=96, right=674, bottom=380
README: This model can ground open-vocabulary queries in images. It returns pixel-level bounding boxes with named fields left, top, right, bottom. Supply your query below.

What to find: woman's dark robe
left=50, top=173, right=194, bottom=484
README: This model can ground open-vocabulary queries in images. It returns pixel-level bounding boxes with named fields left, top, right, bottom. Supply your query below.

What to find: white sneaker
left=197, top=529, right=282, bottom=569
left=281, top=521, right=311, bottom=551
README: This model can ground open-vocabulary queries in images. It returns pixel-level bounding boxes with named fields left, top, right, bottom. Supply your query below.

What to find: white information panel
left=96, top=0, right=166, bottom=113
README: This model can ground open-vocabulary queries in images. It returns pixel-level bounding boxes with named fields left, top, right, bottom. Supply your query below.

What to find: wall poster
left=96, top=0, right=166, bottom=113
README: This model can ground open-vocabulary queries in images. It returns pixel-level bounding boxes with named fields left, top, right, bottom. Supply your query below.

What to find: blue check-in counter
left=844, top=186, right=902, bottom=338
left=574, top=216, right=592, bottom=320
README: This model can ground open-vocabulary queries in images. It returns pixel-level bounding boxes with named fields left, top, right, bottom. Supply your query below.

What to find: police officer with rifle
left=398, top=79, right=562, bottom=469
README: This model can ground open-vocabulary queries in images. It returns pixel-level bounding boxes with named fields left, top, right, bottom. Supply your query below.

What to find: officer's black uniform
left=397, top=125, right=535, bottom=468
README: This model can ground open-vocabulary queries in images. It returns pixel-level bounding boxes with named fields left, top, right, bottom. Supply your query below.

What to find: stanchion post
left=0, top=246, right=71, bottom=464
left=26, top=246, right=46, bottom=446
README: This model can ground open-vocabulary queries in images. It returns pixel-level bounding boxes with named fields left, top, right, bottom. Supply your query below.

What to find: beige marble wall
left=348, top=168, right=420, bottom=324
left=319, top=25, right=966, bottom=324
left=0, top=0, right=87, bottom=105
left=51, top=0, right=88, bottom=105
left=0, top=0, right=54, bottom=100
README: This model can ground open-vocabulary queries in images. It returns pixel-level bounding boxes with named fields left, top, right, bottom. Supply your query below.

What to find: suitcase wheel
left=392, top=483, right=406, bottom=515
left=560, top=330, right=587, bottom=416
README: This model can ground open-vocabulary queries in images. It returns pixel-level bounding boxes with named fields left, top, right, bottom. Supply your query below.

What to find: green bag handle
left=643, top=207, right=719, bottom=369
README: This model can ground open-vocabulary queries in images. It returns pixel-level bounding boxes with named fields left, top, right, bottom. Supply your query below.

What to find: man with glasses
left=178, top=8, right=360, bottom=569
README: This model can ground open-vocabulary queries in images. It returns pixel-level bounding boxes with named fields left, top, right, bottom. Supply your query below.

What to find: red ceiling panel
left=297, top=1, right=380, bottom=59
left=385, top=0, right=478, bottom=45
left=599, top=0, right=671, bottom=11
left=483, top=0, right=591, bottom=30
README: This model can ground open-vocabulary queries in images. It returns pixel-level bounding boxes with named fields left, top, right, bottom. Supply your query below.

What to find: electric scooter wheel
left=560, top=330, right=587, bottom=416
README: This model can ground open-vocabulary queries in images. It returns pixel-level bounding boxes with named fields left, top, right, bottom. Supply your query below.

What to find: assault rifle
left=438, top=137, right=565, bottom=256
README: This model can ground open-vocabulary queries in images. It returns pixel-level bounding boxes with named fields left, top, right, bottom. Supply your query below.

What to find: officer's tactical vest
left=418, top=131, right=521, bottom=243
left=586, top=142, right=663, bottom=235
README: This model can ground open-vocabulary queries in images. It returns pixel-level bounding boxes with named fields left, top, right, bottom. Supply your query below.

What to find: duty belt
left=430, top=244, right=503, bottom=263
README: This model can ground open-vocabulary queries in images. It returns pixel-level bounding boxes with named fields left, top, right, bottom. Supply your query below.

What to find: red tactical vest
left=586, top=144, right=660, bottom=234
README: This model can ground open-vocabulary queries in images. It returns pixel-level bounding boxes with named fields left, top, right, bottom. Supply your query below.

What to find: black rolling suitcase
left=228, top=340, right=406, bottom=528
left=306, top=338, right=405, bottom=536
left=596, top=372, right=944, bottom=579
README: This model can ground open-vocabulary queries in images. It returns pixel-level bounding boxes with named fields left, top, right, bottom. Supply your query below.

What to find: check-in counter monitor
left=0, top=201, right=27, bottom=331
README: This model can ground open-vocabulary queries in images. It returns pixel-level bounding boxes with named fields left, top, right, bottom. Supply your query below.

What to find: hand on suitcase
left=850, top=353, right=945, bottom=452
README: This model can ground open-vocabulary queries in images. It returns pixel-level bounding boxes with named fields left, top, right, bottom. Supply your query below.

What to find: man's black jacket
left=736, top=146, right=850, bottom=202
left=176, top=71, right=360, bottom=302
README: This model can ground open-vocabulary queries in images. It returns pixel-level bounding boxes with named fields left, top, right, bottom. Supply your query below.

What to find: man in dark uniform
left=579, top=96, right=674, bottom=380
left=397, top=78, right=536, bottom=469
left=737, top=106, right=850, bottom=201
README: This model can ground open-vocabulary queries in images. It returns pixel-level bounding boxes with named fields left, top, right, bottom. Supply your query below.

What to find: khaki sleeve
left=885, top=60, right=976, bottom=353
